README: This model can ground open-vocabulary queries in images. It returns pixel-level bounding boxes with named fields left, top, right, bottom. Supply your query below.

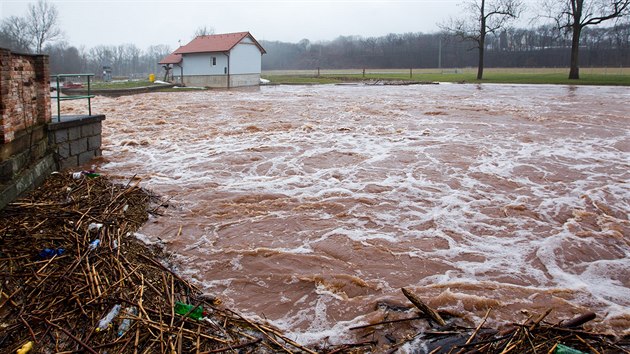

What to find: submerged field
left=59, top=83, right=630, bottom=345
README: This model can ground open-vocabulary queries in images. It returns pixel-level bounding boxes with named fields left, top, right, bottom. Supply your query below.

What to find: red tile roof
left=158, top=52, right=182, bottom=65
left=175, top=32, right=266, bottom=55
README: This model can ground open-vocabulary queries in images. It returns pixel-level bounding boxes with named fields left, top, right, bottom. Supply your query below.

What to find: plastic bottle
left=89, top=239, right=100, bottom=250
left=82, top=170, right=100, bottom=178
left=554, top=344, right=586, bottom=354
left=174, top=302, right=205, bottom=320
left=16, top=341, right=33, bottom=354
left=117, top=306, right=137, bottom=337
left=38, top=248, right=64, bottom=259
left=96, top=304, right=121, bottom=332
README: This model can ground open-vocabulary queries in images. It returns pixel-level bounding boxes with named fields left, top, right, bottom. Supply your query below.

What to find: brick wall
left=0, top=48, right=51, bottom=144
left=0, top=48, right=105, bottom=210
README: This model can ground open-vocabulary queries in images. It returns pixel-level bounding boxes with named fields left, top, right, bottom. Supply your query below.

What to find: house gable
left=175, top=32, right=266, bottom=55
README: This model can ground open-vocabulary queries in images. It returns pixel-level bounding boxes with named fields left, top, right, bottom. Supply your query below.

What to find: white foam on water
left=73, top=83, right=630, bottom=343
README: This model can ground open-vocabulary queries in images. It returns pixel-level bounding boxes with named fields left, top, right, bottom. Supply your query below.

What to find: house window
left=211, top=57, right=216, bottom=66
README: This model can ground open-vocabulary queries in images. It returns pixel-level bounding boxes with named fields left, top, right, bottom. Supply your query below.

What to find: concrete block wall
left=230, top=73, right=261, bottom=88
left=181, top=74, right=261, bottom=88
left=48, top=115, right=105, bottom=171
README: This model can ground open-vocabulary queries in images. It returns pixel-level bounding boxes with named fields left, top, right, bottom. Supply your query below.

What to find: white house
left=159, top=32, right=266, bottom=88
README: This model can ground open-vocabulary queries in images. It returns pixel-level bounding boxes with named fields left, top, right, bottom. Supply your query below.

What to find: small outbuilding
left=159, top=32, right=266, bottom=88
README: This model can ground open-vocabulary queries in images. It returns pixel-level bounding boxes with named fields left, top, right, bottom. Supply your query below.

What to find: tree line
left=1, top=0, right=629, bottom=79
left=34, top=42, right=172, bottom=78
left=260, top=23, right=630, bottom=71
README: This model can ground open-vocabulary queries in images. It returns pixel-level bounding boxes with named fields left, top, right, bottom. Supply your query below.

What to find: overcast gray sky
left=1, top=0, right=537, bottom=49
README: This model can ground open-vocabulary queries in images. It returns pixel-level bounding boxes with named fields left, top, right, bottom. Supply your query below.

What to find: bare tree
left=194, top=26, right=215, bottom=38
left=543, top=0, right=629, bottom=79
left=27, top=0, right=62, bottom=53
left=441, top=0, right=523, bottom=79
left=0, top=16, right=33, bottom=52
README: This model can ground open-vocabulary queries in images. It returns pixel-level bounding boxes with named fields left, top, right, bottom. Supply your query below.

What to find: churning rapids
left=61, top=84, right=629, bottom=343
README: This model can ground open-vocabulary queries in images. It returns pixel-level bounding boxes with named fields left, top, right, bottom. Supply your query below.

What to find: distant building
left=159, top=32, right=266, bottom=88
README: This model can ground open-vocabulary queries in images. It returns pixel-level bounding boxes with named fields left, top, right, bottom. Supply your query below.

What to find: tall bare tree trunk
left=478, top=29, right=486, bottom=80
left=569, top=23, right=581, bottom=79
left=477, top=0, right=486, bottom=80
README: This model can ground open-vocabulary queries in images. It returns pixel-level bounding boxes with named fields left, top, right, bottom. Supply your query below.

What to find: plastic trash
left=117, top=306, right=137, bottom=336
left=73, top=170, right=100, bottom=179
left=96, top=304, right=121, bottom=332
left=88, top=223, right=103, bottom=231
left=554, top=344, right=586, bottom=354
left=38, top=248, right=64, bottom=259
left=83, top=171, right=100, bottom=178
left=89, top=239, right=100, bottom=250
left=174, top=301, right=206, bottom=320
left=16, top=341, right=33, bottom=354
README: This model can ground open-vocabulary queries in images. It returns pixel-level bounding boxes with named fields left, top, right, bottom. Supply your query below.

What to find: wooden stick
left=196, top=324, right=201, bottom=354
left=44, top=319, right=98, bottom=354
left=19, top=315, right=36, bottom=341
left=466, top=307, right=492, bottom=345
left=349, top=315, right=425, bottom=330
left=133, top=325, right=140, bottom=354
left=576, top=335, right=601, bottom=354
left=401, top=287, right=446, bottom=326
left=529, top=308, right=553, bottom=331
left=200, top=338, right=263, bottom=354
left=139, top=317, right=228, bottom=343
left=258, top=322, right=319, bottom=354
left=227, top=310, right=298, bottom=354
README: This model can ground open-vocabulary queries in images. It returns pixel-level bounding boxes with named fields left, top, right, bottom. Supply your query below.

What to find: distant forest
left=260, top=24, right=630, bottom=71
left=3, top=24, right=629, bottom=76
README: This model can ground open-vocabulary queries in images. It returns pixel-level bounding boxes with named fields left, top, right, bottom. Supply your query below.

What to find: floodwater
left=61, top=84, right=629, bottom=344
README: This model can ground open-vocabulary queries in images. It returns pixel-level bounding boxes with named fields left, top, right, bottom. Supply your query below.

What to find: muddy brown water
left=59, top=83, right=629, bottom=344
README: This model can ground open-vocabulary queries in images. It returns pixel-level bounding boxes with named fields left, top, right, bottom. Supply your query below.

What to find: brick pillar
left=0, top=48, right=11, bottom=144
left=33, top=54, right=51, bottom=125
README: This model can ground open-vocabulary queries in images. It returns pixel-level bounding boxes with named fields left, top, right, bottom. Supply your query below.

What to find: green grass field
left=262, top=67, right=630, bottom=86
left=90, top=80, right=156, bottom=89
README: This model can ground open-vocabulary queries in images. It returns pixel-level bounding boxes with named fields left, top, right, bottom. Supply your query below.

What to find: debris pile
left=0, top=172, right=628, bottom=353
left=344, top=289, right=629, bottom=353
left=0, top=173, right=317, bottom=353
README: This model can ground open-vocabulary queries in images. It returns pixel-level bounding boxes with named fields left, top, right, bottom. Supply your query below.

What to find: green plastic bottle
left=555, top=344, right=586, bottom=354
left=174, top=301, right=204, bottom=320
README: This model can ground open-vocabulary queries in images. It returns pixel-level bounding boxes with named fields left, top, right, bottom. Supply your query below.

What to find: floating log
left=561, top=312, right=597, bottom=328
left=401, top=287, right=447, bottom=326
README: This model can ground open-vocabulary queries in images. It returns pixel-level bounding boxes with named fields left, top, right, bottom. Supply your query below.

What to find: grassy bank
left=262, top=67, right=630, bottom=86
left=90, top=80, right=156, bottom=89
